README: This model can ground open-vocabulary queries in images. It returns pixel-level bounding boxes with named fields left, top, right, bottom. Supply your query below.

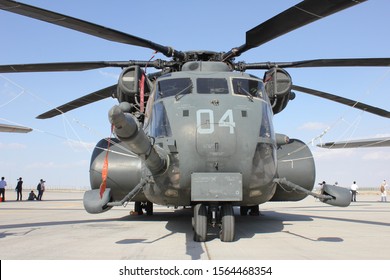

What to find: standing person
left=380, top=180, right=388, bottom=202
left=350, top=181, right=358, bottom=202
left=0, top=176, right=7, bottom=202
left=16, top=177, right=23, bottom=201
left=37, top=179, right=45, bottom=201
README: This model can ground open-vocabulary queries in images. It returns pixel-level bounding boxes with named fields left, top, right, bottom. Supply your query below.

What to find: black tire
left=220, top=204, right=235, bottom=242
left=193, top=204, right=207, bottom=242
left=249, top=205, right=260, bottom=216
left=145, top=201, right=153, bottom=216
left=134, top=201, right=142, bottom=215
left=240, top=206, right=248, bottom=216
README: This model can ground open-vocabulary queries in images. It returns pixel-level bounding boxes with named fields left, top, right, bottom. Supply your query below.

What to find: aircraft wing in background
left=0, top=123, right=32, bottom=133
left=318, top=137, right=390, bottom=149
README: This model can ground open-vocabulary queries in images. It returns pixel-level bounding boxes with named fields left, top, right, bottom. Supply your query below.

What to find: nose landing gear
left=219, top=204, right=235, bottom=242
left=192, top=203, right=235, bottom=242
left=193, top=203, right=207, bottom=242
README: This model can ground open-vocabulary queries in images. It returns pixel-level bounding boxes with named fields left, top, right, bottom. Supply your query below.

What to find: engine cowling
left=271, top=138, right=316, bottom=201
left=89, top=138, right=144, bottom=201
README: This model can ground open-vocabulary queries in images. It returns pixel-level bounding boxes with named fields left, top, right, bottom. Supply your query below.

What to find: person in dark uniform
left=16, top=177, right=23, bottom=201
left=27, top=190, right=38, bottom=201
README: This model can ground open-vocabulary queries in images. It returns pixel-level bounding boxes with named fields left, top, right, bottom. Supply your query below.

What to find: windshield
left=232, top=78, right=264, bottom=99
left=156, top=78, right=192, bottom=99
left=197, top=78, right=229, bottom=94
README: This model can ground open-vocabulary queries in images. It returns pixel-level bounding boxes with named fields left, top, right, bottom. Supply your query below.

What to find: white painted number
left=218, top=109, right=235, bottom=134
left=196, top=109, right=235, bottom=134
left=197, top=109, right=214, bottom=134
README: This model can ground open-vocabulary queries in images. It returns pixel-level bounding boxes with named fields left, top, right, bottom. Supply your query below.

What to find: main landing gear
left=132, top=201, right=153, bottom=215
left=192, top=203, right=235, bottom=242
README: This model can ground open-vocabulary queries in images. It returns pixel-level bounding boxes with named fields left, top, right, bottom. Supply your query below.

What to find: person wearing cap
left=350, top=181, right=358, bottom=202
left=16, top=177, right=23, bottom=201
left=0, top=176, right=7, bottom=202
left=37, top=179, right=45, bottom=201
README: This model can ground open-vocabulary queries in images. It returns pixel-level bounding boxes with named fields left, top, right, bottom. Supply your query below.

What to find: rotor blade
left=0, top=123, right=32, bottom=133
left=36, top=85, right=117, bottom=119
left=0, top=0, right=184, bottom=59
left=241, top=58, right=390, bottom=70
left=292, top=85, right=390, bottom=118
left=281, top=58, right=390, bottom=68
left=0, top=61, right=132, bottom=73
left=0, top=60, right=173, bottom=73
left=224, top=0, right=366, bottom=58
left=318, top=137, right=390, bottom=148
left=0, top=60, right=177, bottom=73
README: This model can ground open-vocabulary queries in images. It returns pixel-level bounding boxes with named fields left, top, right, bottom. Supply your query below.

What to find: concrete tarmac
left=0, top=189, right=389, bottom=260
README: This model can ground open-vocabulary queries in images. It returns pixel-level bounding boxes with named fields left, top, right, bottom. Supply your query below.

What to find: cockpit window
left=232, top=78, right=264, bottom=98
left=157, top=78, right=192, bottom=99
left=197, top=78, right=229, bottom=94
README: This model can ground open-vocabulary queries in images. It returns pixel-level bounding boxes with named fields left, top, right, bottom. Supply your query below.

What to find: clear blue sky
left=0, top=0, right=389, bottom=190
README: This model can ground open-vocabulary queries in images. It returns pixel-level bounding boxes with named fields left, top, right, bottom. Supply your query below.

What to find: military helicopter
left=1, top=0, right=390, bottom=242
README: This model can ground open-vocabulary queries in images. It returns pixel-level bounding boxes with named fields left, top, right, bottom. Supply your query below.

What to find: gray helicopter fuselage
left=1, top=0, right=373, bottom=242
left=143, top=62, right=277, bottom=206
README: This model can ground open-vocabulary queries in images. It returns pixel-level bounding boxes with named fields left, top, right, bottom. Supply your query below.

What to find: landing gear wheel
left=193, top=204, right=207, bottom=242
left=220, top=204, right=235, bottom=242
left=240, top=206, right=248, bottom=216
left=249, top=205, right=260, bottom=216
left=146, top=201, right=153, bottom=216
left=134, top=201, right=143, bottom=215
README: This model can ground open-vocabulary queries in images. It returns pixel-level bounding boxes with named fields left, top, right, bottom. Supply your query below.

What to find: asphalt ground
left=0, top=189, right=389, bottom=260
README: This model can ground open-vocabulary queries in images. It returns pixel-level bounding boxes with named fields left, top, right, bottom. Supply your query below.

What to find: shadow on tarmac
left=2, top=202, right=389, bottom=260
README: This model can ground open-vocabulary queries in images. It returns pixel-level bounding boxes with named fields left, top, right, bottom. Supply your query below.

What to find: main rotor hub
left=182, top=61, right=231, bottom=72
left=179, top=51, right=226, bottom=63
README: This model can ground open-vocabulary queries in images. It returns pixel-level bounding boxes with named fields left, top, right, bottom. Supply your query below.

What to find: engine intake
left=263, top=67, right=293, bottom=114
left=117, top=66, right=150, bottom=105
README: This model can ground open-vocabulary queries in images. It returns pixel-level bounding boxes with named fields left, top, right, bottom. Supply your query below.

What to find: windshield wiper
left=238, top=85, right=254, bottom=102
left=175, top=83, right=193, bottom=101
